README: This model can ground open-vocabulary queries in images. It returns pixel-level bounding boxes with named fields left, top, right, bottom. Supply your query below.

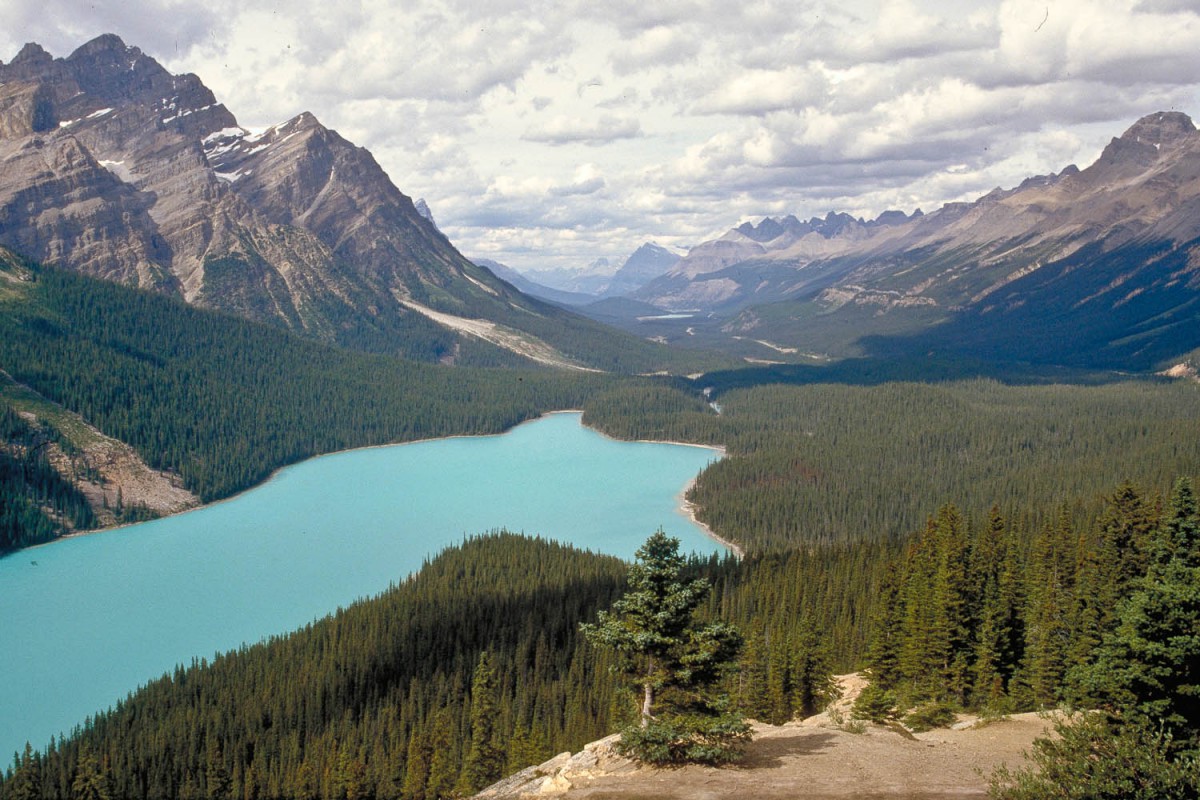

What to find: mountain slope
left=636, top=112, right=1200, bottom=369
left=0, top=36, right=693, bottom=373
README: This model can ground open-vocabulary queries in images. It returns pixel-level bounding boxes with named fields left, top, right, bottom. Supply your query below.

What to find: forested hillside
left=583, top=379, right=1200, bottom=550
left=0, top=535, right=630, bottom=800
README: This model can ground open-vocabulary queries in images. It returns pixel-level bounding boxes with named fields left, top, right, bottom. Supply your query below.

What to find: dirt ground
left=478, top=675, right=1054, bottom=800
left=555, top=714, right=1051, bottom=800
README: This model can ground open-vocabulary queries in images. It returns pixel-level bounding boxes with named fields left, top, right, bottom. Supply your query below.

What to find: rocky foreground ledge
left=475, top=676, right=1054, bottom=800
left=473, top=733, right=628, bottom=800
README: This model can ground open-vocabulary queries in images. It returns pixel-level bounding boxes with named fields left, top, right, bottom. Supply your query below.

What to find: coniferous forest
left=1, top=260, right=1198, bottom=797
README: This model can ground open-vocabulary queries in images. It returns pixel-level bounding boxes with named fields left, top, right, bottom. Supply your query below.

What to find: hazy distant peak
left=736, top=209, right=919, bottom=245
left=875, top=209, right=917, bottom=225
left=584, top=257, right=613, bottom=275
left=631, top=243, right=678, bottom=261
left=415, top=198, right=438, bottom=230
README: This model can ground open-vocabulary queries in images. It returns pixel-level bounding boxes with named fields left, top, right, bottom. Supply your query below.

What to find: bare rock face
left=0, top=34, right=531, bottom=356
left=0, top=82, right=56, bottom=138
left=0, top=133, right=174, bottom=288
left=473, top=734, right=629, bottom=799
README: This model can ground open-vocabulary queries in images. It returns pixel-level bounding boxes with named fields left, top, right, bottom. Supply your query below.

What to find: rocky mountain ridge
left=0, top=35, right=646, bottom=369
left=631, top=112, right=1200, bottom=369
left=636, top=113, right=1200, bottom=312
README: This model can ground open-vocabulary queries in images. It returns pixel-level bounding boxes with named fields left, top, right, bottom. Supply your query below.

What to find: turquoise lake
left=0, top=412, right=722, bottom=760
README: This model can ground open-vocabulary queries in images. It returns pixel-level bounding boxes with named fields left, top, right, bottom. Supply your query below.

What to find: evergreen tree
left=204, top=738, right=232, bottom=800
left=863, top=563, right=904, bottom=690
left=895, top=505, right=972, bottom=703
left=897, top=527, right=937, bottom=695
left=1066, top=483, right=1159, bottom=702
left=930, top=504, right=972, bottom=703
left=581, top=531, right=749, bottom=764
left=736, top=626, right=770, bottom=720
left=503, top=724, right=543, bottom=775
left=969, top=507, right=1010, bottom=707
left=1018, top=511, right=1076, bottom=707
left=1099, top=481, right=1157, bottom=587
left=789, top=621, right=839, bottom=718
left=70, top=749, right=109, bottom=800
left=423, top=710, right=457, bottom=800
left=994, top=523, right=1026, bottom=694
left=990, top=713, right=1200, bottom=800
left=400, top=726, right=431, bottom=800
left=6, top=745, right=40, bottom=800
left=1080, top=477, right=1200, bottom=745
left=764, top=633, right=792, bottom=724
left=458, top=652, right=505, bottom=794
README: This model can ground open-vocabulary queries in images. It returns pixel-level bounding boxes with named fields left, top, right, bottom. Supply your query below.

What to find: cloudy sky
left=5, top=1, right=1200, bottom=273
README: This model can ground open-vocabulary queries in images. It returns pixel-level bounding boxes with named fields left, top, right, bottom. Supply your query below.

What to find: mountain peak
left=69, top=33, right=133, bottom=58
left=630, top=242, right=671, bottom=257
left=11, top=43, right=52, bottom=65
left=1093, top=111, right=1195, bottom=171
left=1119, top=111, right=1196, bottom=147
left=414, top=198, right=439, bottom=231
left=60, top=32, right=180, bottom=110
left=289, top=110, right=321, bottom=129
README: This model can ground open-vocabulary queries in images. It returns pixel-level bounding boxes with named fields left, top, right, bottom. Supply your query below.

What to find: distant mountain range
left=0, top=35, right=681, bottom=372
left=488, top=243, right=682, bottom=303
left=621, top=112, right=1200, bottom=370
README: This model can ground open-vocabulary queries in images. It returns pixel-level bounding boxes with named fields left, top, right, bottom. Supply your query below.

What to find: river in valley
left=0, top=412, right=724, bottom=759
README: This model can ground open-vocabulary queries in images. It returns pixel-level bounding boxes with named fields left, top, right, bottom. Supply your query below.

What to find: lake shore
left=18, top=409, right=738, bottom=559
left=567, top=410, right=739, bottom=557
left=679, top=476, right=744, bottom=559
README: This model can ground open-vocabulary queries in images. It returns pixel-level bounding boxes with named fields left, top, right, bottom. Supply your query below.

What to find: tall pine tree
left=1080, top=477, right=1200, bottom=744
left=457, top=652, right=505, bottom=794
left=581, top=531, right=749, bottom=764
